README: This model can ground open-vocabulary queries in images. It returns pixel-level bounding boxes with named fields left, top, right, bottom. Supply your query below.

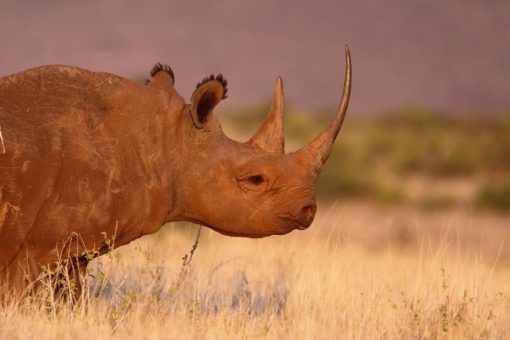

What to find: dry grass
left=1, top=203, right=509, bottom=339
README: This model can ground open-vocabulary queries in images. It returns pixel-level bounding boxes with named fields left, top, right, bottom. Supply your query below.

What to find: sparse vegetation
left=1, top=208, right=509, bottom=339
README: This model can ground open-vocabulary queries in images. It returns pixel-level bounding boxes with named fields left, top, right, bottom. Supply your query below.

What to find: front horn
left=248, top=77, right=285, bottom=154
left=293, top=45, right=352, bottom=176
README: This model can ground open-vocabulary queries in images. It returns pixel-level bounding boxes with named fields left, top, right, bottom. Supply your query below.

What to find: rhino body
left=0, top=48, right=351, bottom=292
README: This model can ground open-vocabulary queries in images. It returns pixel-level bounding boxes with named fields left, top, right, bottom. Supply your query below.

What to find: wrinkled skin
left=0, top=48, right=351, bottom=293
left=179, top=142, right=317, bottom=237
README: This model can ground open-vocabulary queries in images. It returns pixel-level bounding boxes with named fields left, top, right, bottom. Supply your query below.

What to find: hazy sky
left=1, top=0, right=509, bottom=115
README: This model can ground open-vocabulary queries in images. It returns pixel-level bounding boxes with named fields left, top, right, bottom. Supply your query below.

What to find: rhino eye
left=247, top=175, right=264, bottom=185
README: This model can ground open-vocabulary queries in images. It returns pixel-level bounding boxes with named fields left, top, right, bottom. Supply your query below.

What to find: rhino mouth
left=278, top=215, right=313, bottom=231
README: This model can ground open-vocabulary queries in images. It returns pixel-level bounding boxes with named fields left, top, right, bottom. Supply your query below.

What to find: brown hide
left=0, top=49, right=351, bottom=291
left=0, top=65, right=182, bottom=287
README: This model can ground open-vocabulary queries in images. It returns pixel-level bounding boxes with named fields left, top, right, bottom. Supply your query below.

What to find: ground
left=1, top=202, right=509, bottom=339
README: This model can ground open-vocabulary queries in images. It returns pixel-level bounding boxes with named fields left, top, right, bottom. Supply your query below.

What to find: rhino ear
left=190, top=74, right=227, bottom=128
left=147, top=63, right=176, bottom=94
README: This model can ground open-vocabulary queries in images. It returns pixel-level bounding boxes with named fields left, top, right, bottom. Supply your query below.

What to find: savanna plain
left=1, top=108, right=509, bottom=339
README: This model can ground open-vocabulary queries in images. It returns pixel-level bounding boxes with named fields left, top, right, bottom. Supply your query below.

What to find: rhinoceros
left=0, top=46, right=351, bottom=293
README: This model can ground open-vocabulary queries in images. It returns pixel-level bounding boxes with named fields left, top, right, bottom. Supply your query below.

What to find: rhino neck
left=103, top=82, right=189, bottom=235
left=165, top=116, right=231, bottom=226
left=78, top=76, right=226, bottom=235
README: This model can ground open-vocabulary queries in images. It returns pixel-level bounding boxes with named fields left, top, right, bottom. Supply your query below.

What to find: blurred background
left=1, top=0, right=509, bottom=212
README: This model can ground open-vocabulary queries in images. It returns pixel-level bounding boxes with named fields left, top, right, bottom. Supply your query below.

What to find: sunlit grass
left=1, top=204, right=509, bottom=339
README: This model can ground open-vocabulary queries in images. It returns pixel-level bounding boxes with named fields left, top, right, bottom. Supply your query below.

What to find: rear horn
left=249, top=77, right=285, bottom=154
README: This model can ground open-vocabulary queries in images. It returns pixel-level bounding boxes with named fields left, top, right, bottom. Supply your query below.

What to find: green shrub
left=476, top=180, right=510, bottom=210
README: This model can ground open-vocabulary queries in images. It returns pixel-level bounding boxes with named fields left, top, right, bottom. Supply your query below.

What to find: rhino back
left=0, top=65, right=160, bottom=280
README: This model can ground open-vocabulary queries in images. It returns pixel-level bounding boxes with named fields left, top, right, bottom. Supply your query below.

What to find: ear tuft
left=196, top=74, right=228, bottom=99
left=149, top=62, right=175, bottom=83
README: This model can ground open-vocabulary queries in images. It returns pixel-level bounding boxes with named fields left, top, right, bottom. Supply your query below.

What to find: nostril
left=302, top=205, right=317, bottom=220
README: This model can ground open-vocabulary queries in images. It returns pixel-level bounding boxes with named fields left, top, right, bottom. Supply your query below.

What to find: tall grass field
left=1, top=203, right=509, bottom=339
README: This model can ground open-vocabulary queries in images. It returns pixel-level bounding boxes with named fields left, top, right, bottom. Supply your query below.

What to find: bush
left=476, top=179, right=510, bottom=210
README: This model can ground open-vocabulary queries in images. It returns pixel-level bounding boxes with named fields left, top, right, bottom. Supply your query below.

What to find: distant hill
left=1, top=0, right=509, bottom=115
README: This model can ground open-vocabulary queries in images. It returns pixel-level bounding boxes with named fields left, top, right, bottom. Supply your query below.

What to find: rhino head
left=170, top=46, right=352, bottom=237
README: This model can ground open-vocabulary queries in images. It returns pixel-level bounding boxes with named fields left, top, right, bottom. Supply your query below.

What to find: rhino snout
left=296, top=203, right=317, bottom=230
